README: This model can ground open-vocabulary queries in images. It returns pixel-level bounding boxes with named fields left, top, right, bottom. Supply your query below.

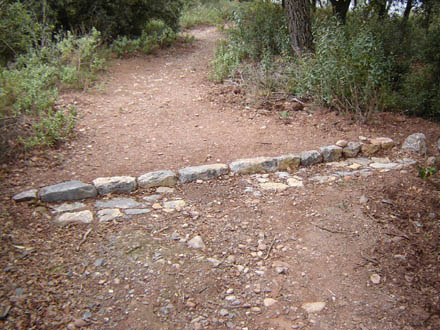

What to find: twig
left=156, top=226, right=170, bottom=234
left=76, top=228, right=92, bottom=251
left=312, top=223, right=356, bottom=235
left=257, top=142, right=272, bottom=145
left=292, top=97, right=306, bottom=105
left=360, top=252, right=379, bottom=266
left=384, top=232, right=410, bottom=240
left=264, top=238, right=277, bottom=260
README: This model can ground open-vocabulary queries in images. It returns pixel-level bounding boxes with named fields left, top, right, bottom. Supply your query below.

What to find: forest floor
left=1, top=26, right=439, bottom=329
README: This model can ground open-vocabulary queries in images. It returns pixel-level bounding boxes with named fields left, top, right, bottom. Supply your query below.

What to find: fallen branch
left=76, top=228, right=92, bottom=251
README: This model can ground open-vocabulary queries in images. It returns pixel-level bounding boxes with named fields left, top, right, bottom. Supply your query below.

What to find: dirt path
left=1, top=27, right=439, bottom=329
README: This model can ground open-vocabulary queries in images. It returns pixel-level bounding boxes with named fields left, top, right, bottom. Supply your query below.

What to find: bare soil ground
left=1, top=26, right=439, bottom=329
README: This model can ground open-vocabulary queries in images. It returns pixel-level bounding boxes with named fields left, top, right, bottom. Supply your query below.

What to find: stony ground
left=1, top=26, right=440, bottom=329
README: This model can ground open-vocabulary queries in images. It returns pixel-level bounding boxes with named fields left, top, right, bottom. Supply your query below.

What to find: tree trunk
left=285, top=0, right=314, bottom=57
left=329, top=0, right=351, bottom=24
left=403, top=0, right=413, bottom=23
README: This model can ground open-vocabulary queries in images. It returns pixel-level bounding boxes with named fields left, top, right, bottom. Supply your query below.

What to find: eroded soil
left=1, top=26, right=439, bottom=329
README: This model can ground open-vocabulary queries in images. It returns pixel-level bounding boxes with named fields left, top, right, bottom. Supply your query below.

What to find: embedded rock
left=188, top=235, right=205, bottom=249
left=125, top=209, right=151, bottom=215
left=95, top=197, right=144, bottom=209
left=300, top=150, right=323, bottom=166
left=40, top=181, right=97, bottom=202
left=301, top=302, right=326, bottom=313
left=178, top=164, right=228, bottom=183
left=51, top=202, right=86, bottom=213
left=93, top=176, right=136, bottom=195
left=402, top=133, right=427, bottom=154
left=12, top=189, right=38, bottom=202
left=138, top=170, right=177, bottom=188
left=163, top=200, right=186, bottom=211
left=275, top=154, right=300, bottom=171
left=343, top=142, right=361, bottom=158
left=259, top=182, right=289, bottom=191
left=230, top=157, right=278, bottom=174
left=56, top=210, right=93, bottom=224
left=320, top=145, right=343, bottom=162
left=97, top=208, right=123, bottom=222
left=361, top=143, right=380, bottom=156
left=370, top=137, right=394, bottom=150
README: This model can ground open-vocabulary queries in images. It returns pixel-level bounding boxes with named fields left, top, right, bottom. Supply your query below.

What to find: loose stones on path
left=39, top=181, right=97, bottom=202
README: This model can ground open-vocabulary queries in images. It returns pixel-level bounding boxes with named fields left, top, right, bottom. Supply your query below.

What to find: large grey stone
left=93, top=176, right=137, bottom=195
left=230, top=157, right=278, bottom=174
left=12, top=189, right=38, bottom=202
left=275, top=154, right=300, bottom=171
left=320, top=145, right=343, bottom=162
left=343, top=142, right=361, bottom=158
left=300, top=150, right=323, bottom=166
left=178, top=164, right=228, bottom=183
left=95, top=197, right=144, bottom=209
left=39, top=181, right=97, bottom=202
left=402, top=133, right=427, bottom=154
left=56, top=210, right=93, bottom=224
left=138, top=170, right=177, bottom=188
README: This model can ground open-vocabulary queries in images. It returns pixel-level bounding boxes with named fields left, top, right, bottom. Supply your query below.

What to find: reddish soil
left=0, top=26, right=439, bottom=329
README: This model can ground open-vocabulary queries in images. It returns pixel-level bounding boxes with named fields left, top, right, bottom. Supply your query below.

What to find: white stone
left=207, top=258, right=221, bottom=267
left=188, top=235, right=205, bottom=249
left=263, top=298, right=278, bottom=307
left=51, top=202, right=86, bottom=213
left=56, top=210, right=93, bottom=224
left=370, top=273, right=381, bottom=284
left=163, top=200, right=186, bottom=211
left=97, top=208, right=123, bottom=222
left=369, top=162, right=400, bottom=169
left=259, top=182, right=289, bottom=191
left=301, top=302, right=326, bottom=313
left=402, top=133, right=427, bottom=154
left=287, top=178, right=304, bottom=187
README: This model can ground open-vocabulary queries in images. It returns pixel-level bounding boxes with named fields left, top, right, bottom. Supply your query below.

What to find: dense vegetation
left=213, top=0, right=440, bottom=122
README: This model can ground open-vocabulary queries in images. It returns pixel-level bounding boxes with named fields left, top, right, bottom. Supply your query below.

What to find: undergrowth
left=180, top=0, right=238, bottom=30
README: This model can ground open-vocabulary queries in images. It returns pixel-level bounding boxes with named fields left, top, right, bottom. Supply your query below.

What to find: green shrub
left=180, top=0, right=237, bottom=29
left=290, top=19, right=390, bottom=121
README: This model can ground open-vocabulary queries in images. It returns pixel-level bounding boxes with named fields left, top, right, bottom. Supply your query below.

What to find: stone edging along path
left=13, top=134, right=427, bottom=205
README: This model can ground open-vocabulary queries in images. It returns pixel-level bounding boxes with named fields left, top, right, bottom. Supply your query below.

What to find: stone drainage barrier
left=12, top=137, right=404, bottom=204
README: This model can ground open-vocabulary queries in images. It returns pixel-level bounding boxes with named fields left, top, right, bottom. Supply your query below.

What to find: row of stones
left=15, top=132, right=435, bottom=204
left=13, top=137, right=395, bottom=203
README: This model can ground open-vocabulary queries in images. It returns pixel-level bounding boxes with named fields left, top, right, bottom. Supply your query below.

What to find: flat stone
left=334, top=171, right=355, bottom=177
left=402, top=133, right=427, bottom=154
left=347, top=163, right=362, bottom=170
left=56, top=210, right=93, bottom=224
left=275, top=154, right=300, bottom=171
left=125, top=209, right=151, bottom=215
left=138, top=170, right=177, bottom=188
left=12, top=189, right=38, bottom=202
left=97, top=208, right=123, bottom=222
left=93, top=176, right=136, bottom=195
left=347, top=158, right=372, bottom=166
left=310, top=175, right=337, bottom=184
left=95, top=197, right=144, bottom=209
left=300, top=150, right=323, bottom=166
left=156, top=187, right=174, bottom=194
left=275, top=171, right=291, bottom=179
left=369, top=162, right=400, bottom=169
left=301, top=302, right=326, bottom=313
left=370, top=137, right=394, bottom=150
left=326, top=161, right=348, bottom=167
left=163, top=200, right=186, bottom=211
left=371, top=157, right=390, bottom=163
left=343, top=142, right=361, bottom=158
left=230, top=157, right=278, bottom=174
left=259, top=182, right=289, bottom=191
left=142, top=194, right=161, bottom=202
left=178, top=164, right=228, bottom=183
left=40, top=181, right=97, bottom=202
left=51, top=202, right=86, bottom=213
left=188, top=235, right=205, bottom=249
left=320, top=145, right=343, bottom=162
left=287, top=178, right=304, bottom=187
left=361, top=143, right=380, bottom=156
left=263, top=298, right=278, bottom=307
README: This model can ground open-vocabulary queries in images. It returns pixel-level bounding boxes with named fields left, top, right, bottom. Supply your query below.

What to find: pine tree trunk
left=285, top=0, right=314, bottom=57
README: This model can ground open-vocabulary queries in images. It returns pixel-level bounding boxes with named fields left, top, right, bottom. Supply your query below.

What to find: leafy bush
left=180, top=0, right=237, bottom=29
left=290, top=19, right=390, bottom=121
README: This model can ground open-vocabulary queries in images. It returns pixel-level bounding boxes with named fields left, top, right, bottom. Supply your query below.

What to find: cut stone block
left=343, top=142, right=361, bottom=158
left=319, top=145, right=343, bottom=162
left=93, top=176, right=137, bottom=195
left=39, top=181, right=97, bottom=202
left=12, top=189, right=38, bottom=202
left=178, top=164, right=228, bottom=183
left=230, top=157, right=278, bottom=174
left=300, top=150, right=323, bottom=166
left=275, top=154, right=300, bottom=171
left=138, top=170, right=177, bottom=188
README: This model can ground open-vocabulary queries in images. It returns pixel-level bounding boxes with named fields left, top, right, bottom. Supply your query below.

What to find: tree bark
left=329, top=0, right=351, bottom=24
left=285, top=0, right=314, bottom=57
